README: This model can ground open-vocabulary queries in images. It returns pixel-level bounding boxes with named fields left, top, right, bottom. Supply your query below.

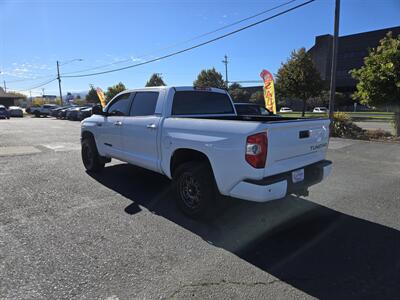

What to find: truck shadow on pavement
left=88, top=163, right=400, bottom=299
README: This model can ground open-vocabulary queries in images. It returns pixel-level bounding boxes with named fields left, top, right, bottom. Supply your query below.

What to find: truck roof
left=122, top=86, right=227, bottom=94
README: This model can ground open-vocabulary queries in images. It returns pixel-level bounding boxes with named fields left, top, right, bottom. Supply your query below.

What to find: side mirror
left=92, top=105, right=105, bottom=115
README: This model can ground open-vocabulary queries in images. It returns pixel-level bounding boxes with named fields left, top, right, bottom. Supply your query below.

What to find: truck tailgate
left=264, top=118, right=330, bottom=177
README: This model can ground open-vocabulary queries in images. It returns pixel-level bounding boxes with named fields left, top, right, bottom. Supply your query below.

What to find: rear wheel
left=81, top=138, right=105, bottom=172
left=174, top=162, right=216, bottom=218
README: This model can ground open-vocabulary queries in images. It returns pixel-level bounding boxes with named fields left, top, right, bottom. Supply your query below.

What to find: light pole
left=222, top=54, right=229, bottom=88
left=329, top=0, right=340, bottom=121
left=57, top=58, right=83, bottom=105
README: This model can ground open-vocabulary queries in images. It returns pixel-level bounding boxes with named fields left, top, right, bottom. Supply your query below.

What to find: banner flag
left=260, top=69, right=277, bottom=114
left=96, top=88, right=107, bottom=108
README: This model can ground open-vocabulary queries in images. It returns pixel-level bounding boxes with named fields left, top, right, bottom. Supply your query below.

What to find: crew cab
left=31, top=104, right=58, bottom=117
left=81, top=86, right=332, bottom=217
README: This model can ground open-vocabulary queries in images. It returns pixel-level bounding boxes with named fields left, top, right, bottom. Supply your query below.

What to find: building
left=308, top=26, right=400, bottom=93
left=0, top=87, right=23, bottom=107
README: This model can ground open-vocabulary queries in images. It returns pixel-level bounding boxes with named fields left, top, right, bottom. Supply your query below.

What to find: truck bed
left=180, top=115, right=327, bottom=123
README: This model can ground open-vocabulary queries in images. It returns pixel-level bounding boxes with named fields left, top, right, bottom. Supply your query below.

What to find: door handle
left=114, top=121, right=122, bottom=126
left=146, top=123, right=157, bottom=129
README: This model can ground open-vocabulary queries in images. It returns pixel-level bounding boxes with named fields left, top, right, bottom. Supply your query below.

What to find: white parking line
left=41, top=142, right=80, bottom=152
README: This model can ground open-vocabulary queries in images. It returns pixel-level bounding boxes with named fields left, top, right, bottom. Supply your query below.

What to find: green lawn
left=279, top=111, right=394, bottom=121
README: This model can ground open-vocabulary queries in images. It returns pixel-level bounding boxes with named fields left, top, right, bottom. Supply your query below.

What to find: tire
left=81, top=137, right=105, bottom=172
left=34, top=112, right=40, bottom=118
left=174, top=161, right=216, bottom=218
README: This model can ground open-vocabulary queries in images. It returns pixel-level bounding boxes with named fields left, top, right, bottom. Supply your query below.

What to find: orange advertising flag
left=260, top=69, right=276, bottom=114
left=96, top=88, right=107, bottom=108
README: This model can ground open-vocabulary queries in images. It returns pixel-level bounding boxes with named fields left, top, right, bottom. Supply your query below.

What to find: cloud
left=2, top=61, right=53, bottom=79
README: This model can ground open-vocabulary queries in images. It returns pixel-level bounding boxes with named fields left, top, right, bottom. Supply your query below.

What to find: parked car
left=67, top=106, right=91, bottom=121
left=313, top=107, right=329, bottom=113
left=279, top=107, right=293, bottom=112
left=77, top=107, right=93, bottom=121
left=8, top=106, right=24, bottom=117
left=50, top=106, right=68, bottom=118
left=31, top=104, right=59, bottom=117
left=234, top=103, right=272, bottom=116
left=0, top=105, right=10, bottom=119
left=81, top=86, right=332, bottom=217
left=58, top=106, right=74, bottom=119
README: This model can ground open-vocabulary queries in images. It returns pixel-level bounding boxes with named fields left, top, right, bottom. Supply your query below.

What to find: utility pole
left=329, top=0, right=340, bottom=121
left=222, top=54, right=229, bottom=88
left=3, top=80, right=6, bottom=92
left=57, top=60, right=63, bottom=105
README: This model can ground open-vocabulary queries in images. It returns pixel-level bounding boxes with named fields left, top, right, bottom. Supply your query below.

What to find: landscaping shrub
left=331, top=112, right=367, bottom=139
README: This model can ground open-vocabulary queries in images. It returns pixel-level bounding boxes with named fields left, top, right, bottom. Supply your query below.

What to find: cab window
left=129, top=92, right=159, bottom=116
left=107, top=93, right=132, bottom=116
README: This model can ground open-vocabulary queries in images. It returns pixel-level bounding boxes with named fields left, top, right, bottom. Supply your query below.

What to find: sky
left=1, top=0, right=399, bottom=96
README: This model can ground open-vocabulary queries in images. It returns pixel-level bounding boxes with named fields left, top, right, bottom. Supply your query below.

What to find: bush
left=331, top=112, right=367, bottom=139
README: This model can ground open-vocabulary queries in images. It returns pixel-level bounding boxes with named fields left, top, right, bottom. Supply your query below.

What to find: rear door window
left=129, top=92, right=159, bottom=116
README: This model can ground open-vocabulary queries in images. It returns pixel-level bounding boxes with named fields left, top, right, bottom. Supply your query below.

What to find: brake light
left=245, top=132, right=268, bottom=168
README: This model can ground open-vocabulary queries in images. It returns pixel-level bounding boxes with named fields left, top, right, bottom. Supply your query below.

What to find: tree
left=76, top=94, right=81, bottom=100
left=228, top=82, right=241, bottom=91
left=249, top=91, right=264, bottom=105
left=351, top=32, right=400, bottom=107
left=275, top=48, right=324, bottom=116
left=8, top=91, right=26, bottom=99
left=230, top=89, right=251, bottom=102
left=105, top=82, right=126, bottom=101
left=85, top=87, right=100, bottom=104
left=146, top=73, right=166, bottom=87
left=193, top=67, right=226, bottom=89
left=351, top=32, right=400, bottom=135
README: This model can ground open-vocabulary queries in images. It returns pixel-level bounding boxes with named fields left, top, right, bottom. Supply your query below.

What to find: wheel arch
left=170, top=148, right=215, bottom=180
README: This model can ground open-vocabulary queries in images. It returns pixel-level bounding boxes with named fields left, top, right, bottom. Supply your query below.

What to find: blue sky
left=1, top=0, right=399, bottom=96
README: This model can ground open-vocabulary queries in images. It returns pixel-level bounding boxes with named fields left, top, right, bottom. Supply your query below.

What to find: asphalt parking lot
left=1, top=117, right=399, bottom=299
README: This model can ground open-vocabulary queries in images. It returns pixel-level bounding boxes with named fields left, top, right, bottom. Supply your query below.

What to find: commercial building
left=308, top=26, right=400, bottom=92
left=0, top=87, right=23, bottom=107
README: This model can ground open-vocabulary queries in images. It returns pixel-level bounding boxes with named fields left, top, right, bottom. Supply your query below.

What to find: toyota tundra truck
left=81, top=86, right=332, bottom=217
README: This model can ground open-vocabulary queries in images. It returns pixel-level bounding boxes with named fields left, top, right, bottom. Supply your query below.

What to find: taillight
left=245, top=132, right=268, bottom=168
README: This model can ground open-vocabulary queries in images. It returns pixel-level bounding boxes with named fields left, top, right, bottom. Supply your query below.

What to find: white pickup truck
left=81, top=86, right=332, bottom=217
left=30, top=104, right=58, bottom=117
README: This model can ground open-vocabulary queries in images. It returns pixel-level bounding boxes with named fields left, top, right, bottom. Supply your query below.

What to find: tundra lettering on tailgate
left=310, top=142, right=328, bottom=151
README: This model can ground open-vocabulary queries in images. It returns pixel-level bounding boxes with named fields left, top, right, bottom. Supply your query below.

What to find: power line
left=61, top=0, right=299, bottom=76
left=3, top=74, right=56, bottom=83
left=230, top=80, right=263, bottom=84
left=8, top=78, right=57, bottom=92
left=63, top=0, right=315, bottom=79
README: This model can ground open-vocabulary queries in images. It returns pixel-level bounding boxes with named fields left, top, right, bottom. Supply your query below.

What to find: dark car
left=234, top=103, right=272, bottom=116
left=51, top=106, right=68, bottom=118
left=58, top=107, right=72, bottom=119
left=77, top=107, right=93, bottom=121
left=0, top=105, right=10, bottom=119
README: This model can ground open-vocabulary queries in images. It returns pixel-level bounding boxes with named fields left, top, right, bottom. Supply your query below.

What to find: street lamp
left=57, top=58, right=83, bottom=104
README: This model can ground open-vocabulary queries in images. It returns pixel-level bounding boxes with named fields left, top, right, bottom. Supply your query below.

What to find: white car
left=81, top=86, right=332, bottom=217
left=8, top=106, right=23, bottom=117
left=313, top=107, right=329, bottom=113
left=279, top=107, right=293, bottom=112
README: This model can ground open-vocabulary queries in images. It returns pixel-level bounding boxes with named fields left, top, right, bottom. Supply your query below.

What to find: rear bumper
left=229, top=160, right=332, bottom=202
